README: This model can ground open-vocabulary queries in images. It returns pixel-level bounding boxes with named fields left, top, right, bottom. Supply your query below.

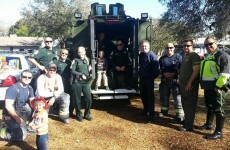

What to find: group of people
left=0, top=35, right=229, bottom=150
left=1, top=69, right=49, bottom=149
left=138, top=38, right=229, bottom=140
left=95, top=32, right=132, bottom=90
left=0, top=37, right=74, bottom=149
left=0, top=35, right=133, bottom=148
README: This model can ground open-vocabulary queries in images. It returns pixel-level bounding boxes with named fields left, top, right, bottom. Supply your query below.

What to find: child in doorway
left=29, top=97, right=49, bottom=150
left=95, top=50, right=110, bottom=90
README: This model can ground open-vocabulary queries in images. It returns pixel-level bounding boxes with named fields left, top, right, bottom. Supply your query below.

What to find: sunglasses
left=61, top=53, right=68, bottom=55
left=183, top=45, right=192, bottom=48
left=205, top=42, right=215, bottom=47
left=45, top=41, right=53, bottom=43
left=166, top=47, right=174, bottom=49
left=48, top=69, right=56, bottom=71
left=116, top=44, right=123, bottom=46
left=22, top=76, right=32, bottom=79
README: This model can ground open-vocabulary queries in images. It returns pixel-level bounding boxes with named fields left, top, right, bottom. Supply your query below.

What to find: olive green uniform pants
left=72, top=82, right=92, bottom=118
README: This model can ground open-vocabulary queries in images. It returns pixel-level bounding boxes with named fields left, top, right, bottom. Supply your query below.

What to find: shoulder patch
left=33, top=50, right=39, bottom=55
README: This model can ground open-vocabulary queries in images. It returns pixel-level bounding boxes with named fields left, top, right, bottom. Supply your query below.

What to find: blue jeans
left=36, top=133, right=48, bottom=150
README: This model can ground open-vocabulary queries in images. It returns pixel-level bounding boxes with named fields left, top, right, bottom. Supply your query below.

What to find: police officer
left=28, top=37, right=59, bottom=91
left=179, top=39, right=200, bottom=132
left=139, top=40, right=160, bottom=123
left=71, top=47, right=92, bottom=122
left=159, top=43, right=184, bottom=123
left=29, top=37, right=58, bottom=73
left=199, top=37, right=230, bottom=139
left=110, top=39, right=132, bottom=89
left=97, top=32, right=116, bottom=60
left=56, top=49, right=74, bottom=116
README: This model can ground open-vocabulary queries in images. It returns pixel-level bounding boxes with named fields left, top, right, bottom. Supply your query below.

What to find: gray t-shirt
left=5, top=82, right=34, bottom=108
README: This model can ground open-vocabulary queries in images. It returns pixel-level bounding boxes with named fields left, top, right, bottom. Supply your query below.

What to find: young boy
left=95, top=50, right=109, bottom=90
left=29, top=97, right=49, bottom=150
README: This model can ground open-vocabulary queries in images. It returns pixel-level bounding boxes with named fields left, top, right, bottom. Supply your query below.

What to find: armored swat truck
left=67, top=2, right=152, bottom=100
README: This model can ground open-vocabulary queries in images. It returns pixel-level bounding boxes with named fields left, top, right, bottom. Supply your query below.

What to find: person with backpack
left=0, top=69, right=34, bottom=141
left=199, top=37, right=230, bottom=139
left=159, top=43, right=184, bottom=123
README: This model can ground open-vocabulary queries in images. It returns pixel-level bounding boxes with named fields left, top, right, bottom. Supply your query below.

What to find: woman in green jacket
left=71, top=47, right=92, bottom=122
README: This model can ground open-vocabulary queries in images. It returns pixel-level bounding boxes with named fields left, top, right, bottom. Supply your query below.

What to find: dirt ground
left=0, top=88, right=230, bottom=150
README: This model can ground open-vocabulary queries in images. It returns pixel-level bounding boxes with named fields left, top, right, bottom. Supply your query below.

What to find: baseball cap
left=47, top=63, right=57, bottom=69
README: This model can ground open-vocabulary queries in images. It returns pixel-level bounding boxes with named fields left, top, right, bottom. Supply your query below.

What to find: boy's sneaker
left=105, top=86, right=110, bottom=90
left=95, top=85, right=98, bottom=91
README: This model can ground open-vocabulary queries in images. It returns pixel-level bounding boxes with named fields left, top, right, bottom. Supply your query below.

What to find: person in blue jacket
left=139, top=40, right=160, bottom=123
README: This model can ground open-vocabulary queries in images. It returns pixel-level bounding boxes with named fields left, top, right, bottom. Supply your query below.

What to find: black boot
left=199, top=110, right=214, bottom=130
left=205, top=114, right=225, bottom=139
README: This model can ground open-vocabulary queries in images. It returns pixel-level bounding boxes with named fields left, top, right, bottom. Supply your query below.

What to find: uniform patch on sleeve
left=33, top=50, right=39, bottom=55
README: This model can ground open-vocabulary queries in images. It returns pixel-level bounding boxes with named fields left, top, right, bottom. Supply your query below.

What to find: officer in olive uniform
left=29, top=37, right=58, bottom=73
left=56, top=49, right=73, bottom=116
left=29, top=37, right=59, bottom=91
left=159, top=43, right=184, bottom=123
left=110, top=39, right=132, bottom=89
left=71, top=47, right=92, bottom=122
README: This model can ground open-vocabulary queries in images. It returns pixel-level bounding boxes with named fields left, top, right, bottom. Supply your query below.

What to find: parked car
left=0, top=54, right=40, bottom=102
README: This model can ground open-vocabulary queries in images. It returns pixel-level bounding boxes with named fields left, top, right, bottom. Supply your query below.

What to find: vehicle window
left=6, top=57, right=22, bottom=70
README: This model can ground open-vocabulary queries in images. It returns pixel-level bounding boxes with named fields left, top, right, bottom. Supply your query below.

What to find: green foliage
left=159, top=0, right=230, bottom=40
left=16, top=25, right=29, bottom=36
left=151, top=19, right=176, bottom=54
left=17, top=0, right=90, bottom=39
